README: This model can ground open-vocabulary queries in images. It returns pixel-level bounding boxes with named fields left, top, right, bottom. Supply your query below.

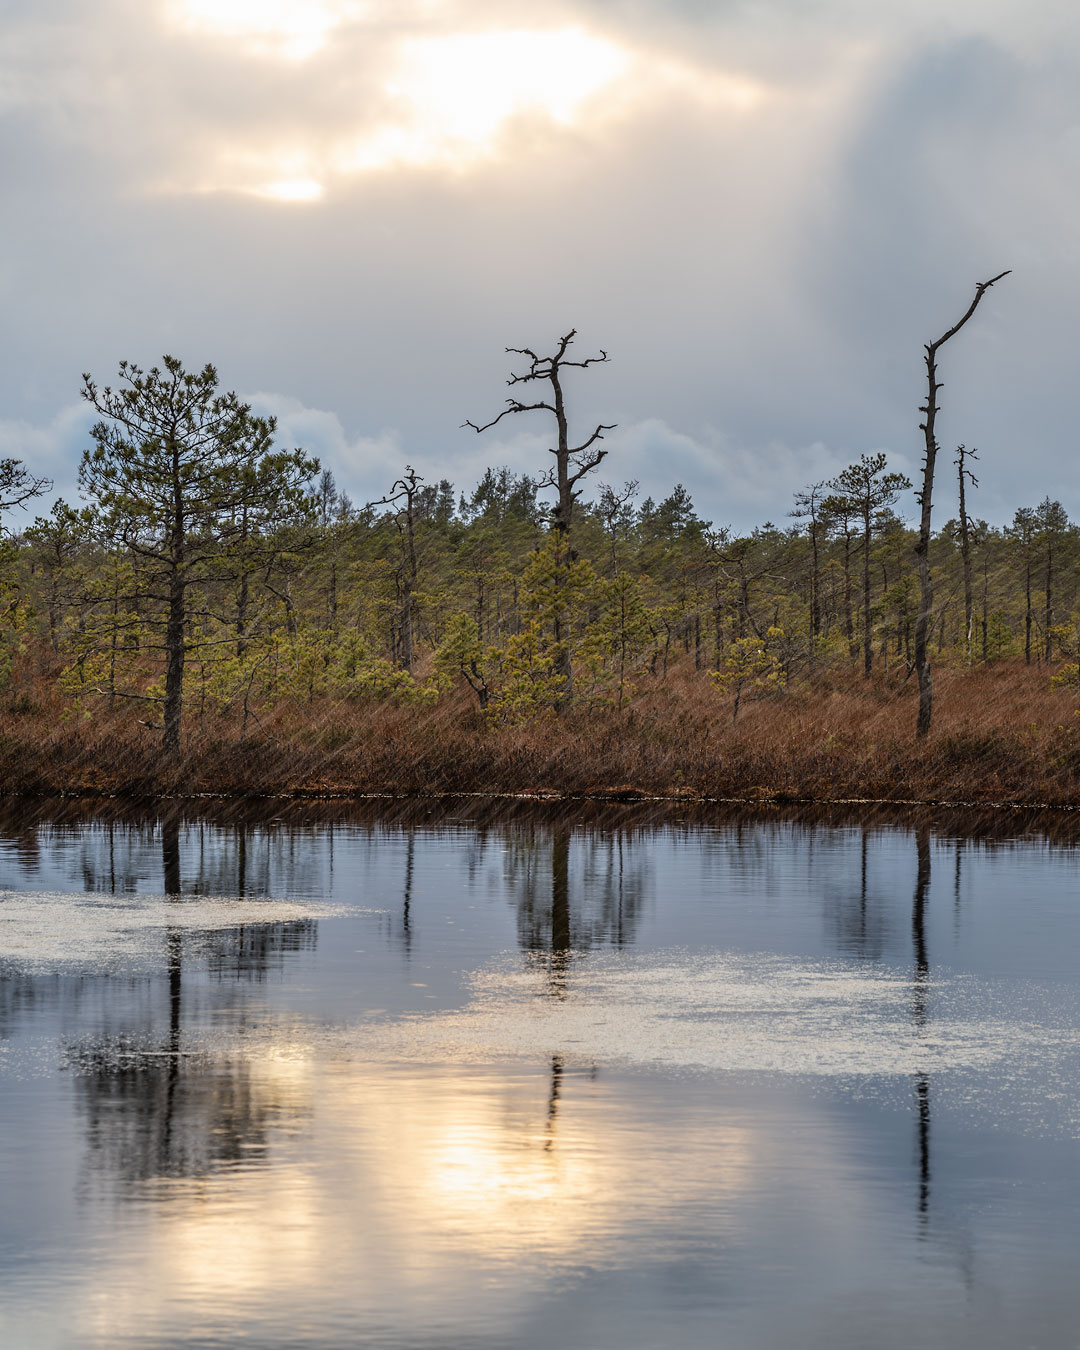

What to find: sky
left=0, top=0, right=1077, bottom=532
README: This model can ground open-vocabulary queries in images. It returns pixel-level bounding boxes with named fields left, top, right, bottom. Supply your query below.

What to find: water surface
left=2, top=801, right=1080, bottom=1349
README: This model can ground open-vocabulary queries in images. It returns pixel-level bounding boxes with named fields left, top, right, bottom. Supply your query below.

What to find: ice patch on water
left=0, top=888, right=359, bottom=972
left=345, top=949, right=1077, bottom=1080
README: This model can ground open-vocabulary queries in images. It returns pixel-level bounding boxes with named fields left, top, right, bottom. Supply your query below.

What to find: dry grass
left=3, top=659, right=1080, bottom=807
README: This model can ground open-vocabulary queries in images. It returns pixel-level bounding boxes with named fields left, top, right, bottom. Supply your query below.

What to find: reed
left=3, top=660, right=1079, bottom=807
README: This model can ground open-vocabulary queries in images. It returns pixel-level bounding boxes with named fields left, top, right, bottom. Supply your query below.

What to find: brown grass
left=3, top=660, right=1080, bottom=808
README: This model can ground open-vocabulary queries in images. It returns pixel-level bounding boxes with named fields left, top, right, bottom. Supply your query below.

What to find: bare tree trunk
left=838, top=525, right=855, bottom=659
left=956, top=445, right=976, bottom=660
left=164, top=563, right=185, bottom=760
left=400, top=582, right=414, bottom=675
left=108, top=576, right=119, bottom=708
left=810, top=519, right=821, bottom=639
left=163, top=443, right=186, bottom=760
left=1045, top=541, right=1054, bottom=664
left=862, top=503, right=873, bottom=679
left=402, top=496, right=418, bottom=675
left=981, top=551, right=989, bottom=662
left=914, top=272, right=1009, bottom=738
left=284, top=578, right=298, bottom=639
left=236, top=506, right=250, bottom=659
left=549, top=362, right=578, bottom=704
left=236, top=570, right=249, bottom=660
left=48, top=580, right=59, bottom=652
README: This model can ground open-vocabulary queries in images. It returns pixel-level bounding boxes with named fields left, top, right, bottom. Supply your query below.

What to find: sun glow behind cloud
left=168, top=0, right=363, bottom=60
left=249, top=177, right=325, bottom=202
left=160, top=9, right=769, bottom=200
left=342, top=29, right=630, bottom=171
left=184, top=26, right=636, bottom=199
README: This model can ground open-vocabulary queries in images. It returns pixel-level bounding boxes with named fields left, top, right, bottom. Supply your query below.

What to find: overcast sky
left=1, top=0, right=1076, bottom=530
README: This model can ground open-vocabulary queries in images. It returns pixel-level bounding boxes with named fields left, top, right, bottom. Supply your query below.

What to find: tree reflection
left=162, top=817, right=181, bottom=898
left=953, top=837, right=964, bottom=937
left=822, top=827, right=889, bottom=961
left=61, top=818, right=316, bottom=1192
left=0, top=969, right=62, bottom=1039
left=545, top=1054, right=563, bottom=1151
left=206, top=920, right=318, bottom=982
left=237, top=824, right=247, bottom=897
left=548, top=829, right=572, bottom=992
left=401, top=830, right=415, bottom=957
left=73, top=1047, right=301, bottom=1189
left=912, top=828, right=930, bottom=1031
left=164, top=816, right=183, bottom=1163
left=912, top=826, right=931, bottom=1230
left=505, top=823, right=648, bottom=987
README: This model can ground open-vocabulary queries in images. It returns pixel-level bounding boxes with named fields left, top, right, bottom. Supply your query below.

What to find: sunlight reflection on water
left=3, top=808, right=1080, bottom=1348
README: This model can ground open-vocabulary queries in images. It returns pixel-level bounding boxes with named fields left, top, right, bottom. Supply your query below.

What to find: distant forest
left=1, top=303, right=1072, bottom=763
left=13, top=444, right=1076, bottom=716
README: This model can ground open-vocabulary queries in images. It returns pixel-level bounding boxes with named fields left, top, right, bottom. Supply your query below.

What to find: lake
left=2, top=798, right=1080, bottom=1349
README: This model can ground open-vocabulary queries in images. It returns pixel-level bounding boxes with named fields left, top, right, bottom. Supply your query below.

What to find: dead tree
left=369, top=466, right=424, bottom=674
left=914, top=271, right=1009, bottom=738
left=464, top=330, right=614, bottom=703
left=954, top=444, right=979, bottom=660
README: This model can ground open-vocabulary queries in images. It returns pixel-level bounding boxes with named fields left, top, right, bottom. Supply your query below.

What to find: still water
left=2, top=800, right=1080, bottom=1349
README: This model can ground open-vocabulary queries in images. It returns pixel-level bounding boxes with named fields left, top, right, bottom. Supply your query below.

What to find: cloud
left=0, top=403, right=94, bottom=520
left=164, top=0, right=368, bottom=62
left=0, top=0, right=781, bottom=204
left=0, top=0, right=1079, bottom=536
left=0, top=381, right=1022, bottom=540
left=246, top=392, right=405, bottom=507
left=251, top=394, right=919, bottom=531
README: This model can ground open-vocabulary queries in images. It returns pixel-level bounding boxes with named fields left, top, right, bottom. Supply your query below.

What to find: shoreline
left=1, top=784, right=1078, bottom=813
left=3, top=662, right=1079, bottom=818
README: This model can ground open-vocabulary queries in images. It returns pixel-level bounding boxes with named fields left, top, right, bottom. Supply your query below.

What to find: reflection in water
left=912, top=827, right=931, bottom=1229
left=45, top=821, right=323, bottom=1194
left=954, top=837, right=964, bottom=936
left=5, top=806, right=1080, bottom=1347
left=74, top=1049, right=307, bottom=1190
left=68, top=938, right=317, bottom=1191
left=0, top=969, right=67, bottom=1039
left=548, top=827, right=571, bottom=994
left=546, top=1054, right=563, bottom=1151
left=916, top=1072, right=931, bottom=1225
left=165, top=817, right=184, bottom=1174
left=506, top=825, right=648, bottom=989
left=401, top=829, right=415, bottom=957
left=163, top=818, right=181, bottom=899
left=835, top=827, right=884, bottom=960
left=55, top=1059, right=765, bottom=1350
left=206, top=920, right=318, bottom=982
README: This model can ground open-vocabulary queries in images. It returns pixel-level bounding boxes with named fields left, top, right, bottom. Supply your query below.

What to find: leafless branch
left=462, top=401, right=556, bottom=434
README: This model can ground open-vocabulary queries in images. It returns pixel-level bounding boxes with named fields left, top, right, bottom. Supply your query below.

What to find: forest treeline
left=3, top=313, right=1080, bottom=804
left=14, top=450, right=1080, bottom=713
left=2, top=370, right=1077, bottom=745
